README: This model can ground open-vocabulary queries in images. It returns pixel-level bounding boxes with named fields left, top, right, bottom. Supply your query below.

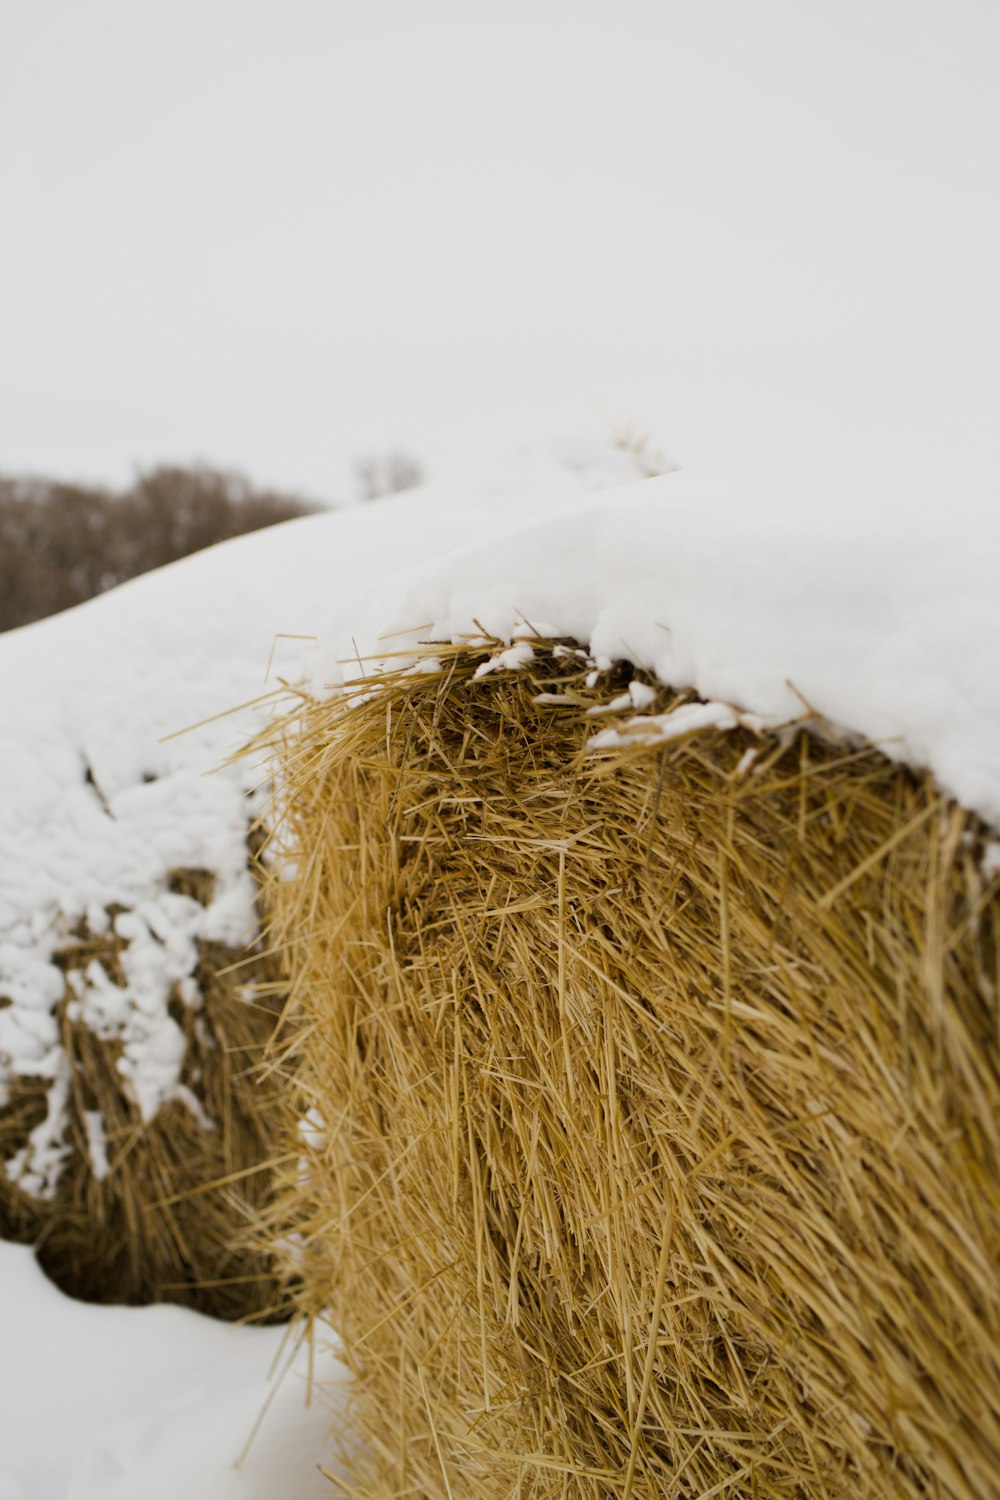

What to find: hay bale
left=0, top=829, right=289, bottom=1320
left=265, top=644, right=1000, bottom=1498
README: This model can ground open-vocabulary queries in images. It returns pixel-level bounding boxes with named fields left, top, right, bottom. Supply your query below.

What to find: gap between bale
left=259, top=642, right=1000, bottom=1499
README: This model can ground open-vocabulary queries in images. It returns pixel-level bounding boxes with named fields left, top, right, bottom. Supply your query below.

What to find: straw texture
left=265, top=644, right=1000, bottom=1497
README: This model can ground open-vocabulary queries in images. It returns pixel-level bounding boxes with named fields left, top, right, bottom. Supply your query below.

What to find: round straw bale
left=267, top=645, right=1000, bottom=1497
left=0, top=828, right=289, bottom=1320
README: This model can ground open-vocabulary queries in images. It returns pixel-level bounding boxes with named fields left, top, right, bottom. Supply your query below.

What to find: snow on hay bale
left=0, top=839, right=287, bottom=1319
left=261, top=436, right=1000, bottom=1497
left=264, top=647, right=1000, bottom=1497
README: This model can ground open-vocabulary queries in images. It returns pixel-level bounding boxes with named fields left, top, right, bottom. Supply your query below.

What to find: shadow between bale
left=262, top=643, right=1000, bottom=1498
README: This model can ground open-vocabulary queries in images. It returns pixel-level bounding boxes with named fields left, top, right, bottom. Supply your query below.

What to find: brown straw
left=261, top=642, right=1000, bottom=1497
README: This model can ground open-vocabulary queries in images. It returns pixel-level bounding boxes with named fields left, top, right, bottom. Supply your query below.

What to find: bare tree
left=0, top=465, right=317, bottom=632
left=354, top=450, right=425, bottom=501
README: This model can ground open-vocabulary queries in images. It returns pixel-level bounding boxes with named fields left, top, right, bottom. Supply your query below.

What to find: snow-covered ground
left=0, top=1240, right=346, bottom=1500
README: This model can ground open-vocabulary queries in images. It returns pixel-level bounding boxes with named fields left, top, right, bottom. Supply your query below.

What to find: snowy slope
left=309, top=428, right=1000, bottom=830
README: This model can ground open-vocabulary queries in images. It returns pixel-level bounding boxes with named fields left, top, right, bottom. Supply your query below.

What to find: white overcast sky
left=2, top=0, right=998, bottom=498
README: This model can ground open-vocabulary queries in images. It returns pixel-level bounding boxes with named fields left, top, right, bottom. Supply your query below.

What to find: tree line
left=0, top=465, right=315, bottom=632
